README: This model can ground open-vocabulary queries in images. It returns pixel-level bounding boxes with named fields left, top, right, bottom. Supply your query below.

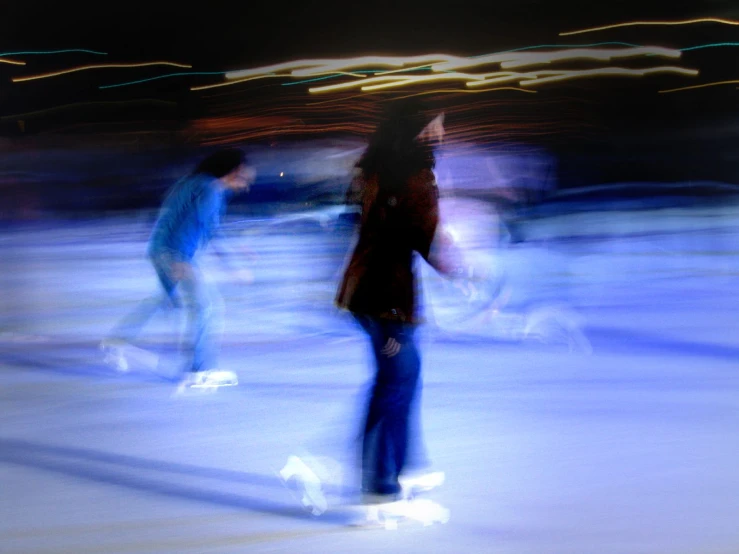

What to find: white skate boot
left=278, top=455, right=328, bottom=516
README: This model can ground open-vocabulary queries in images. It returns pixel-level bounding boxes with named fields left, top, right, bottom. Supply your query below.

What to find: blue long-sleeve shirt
left=147, top=173, right=227, bottom=262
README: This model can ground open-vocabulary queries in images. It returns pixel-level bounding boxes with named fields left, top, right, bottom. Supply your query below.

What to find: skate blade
left=347, top=499, right=450, bottom=530
left=189, top=381, right=238, bottom=389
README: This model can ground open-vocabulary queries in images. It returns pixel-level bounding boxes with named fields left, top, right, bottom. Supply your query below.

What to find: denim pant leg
left=356, top=315, right=422, bottom=496
left=109, top=255, right=179, bottom=342
left=178, top=265, right=222, bottom=373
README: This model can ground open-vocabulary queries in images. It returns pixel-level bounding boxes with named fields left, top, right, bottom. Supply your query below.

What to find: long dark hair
left=357, top=98, right=437, bottom=193
left=193, top=148, right=247, bottom=178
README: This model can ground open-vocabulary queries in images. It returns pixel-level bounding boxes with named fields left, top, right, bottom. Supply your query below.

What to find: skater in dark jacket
left=336, top=98, right=463, bottom=505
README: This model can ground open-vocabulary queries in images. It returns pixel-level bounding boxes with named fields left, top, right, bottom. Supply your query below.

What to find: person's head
left=357, top=98, right=444, bottom=190
left=194, top=148, right=256, bottom=192
left=377, top=97, right=445, bottom=149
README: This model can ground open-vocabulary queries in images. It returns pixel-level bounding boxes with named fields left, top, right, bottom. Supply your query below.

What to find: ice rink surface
left=2, top=197, right=739, bottom=553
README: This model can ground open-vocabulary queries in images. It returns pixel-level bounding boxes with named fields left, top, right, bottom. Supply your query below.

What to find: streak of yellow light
left=658, top=79, right=739, bottom=93
left=560, top=17, right=739, bottom=36
left=12, top=62, right=192, bottom=82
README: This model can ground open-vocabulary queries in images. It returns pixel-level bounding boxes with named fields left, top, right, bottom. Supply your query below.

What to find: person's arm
left=410, top=170, right=459, bottom=275
left=199, top=186, right=253, bottom=281
left=210, top=225, right=240, bottom=267
left=344, top=167, right=364, bottom=206
left=412, top=171, right=479, bottom=283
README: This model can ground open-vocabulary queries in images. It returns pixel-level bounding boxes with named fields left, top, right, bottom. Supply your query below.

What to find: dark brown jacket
left=336, top=168, right=457, bottom=323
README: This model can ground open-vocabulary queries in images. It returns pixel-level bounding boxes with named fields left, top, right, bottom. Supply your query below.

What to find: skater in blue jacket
left=102, top=148, right=255, bottom=389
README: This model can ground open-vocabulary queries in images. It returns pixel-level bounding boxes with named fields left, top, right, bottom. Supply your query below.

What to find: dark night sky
left=5, top=0, right=737, bottom=66
left=2, top=0, right=738, bottom=186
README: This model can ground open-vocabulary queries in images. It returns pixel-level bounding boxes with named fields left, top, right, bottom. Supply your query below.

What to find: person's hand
left=449, top=264, right=490, bottom=301
left=450, top=263, right=488, bottom=284
left=170, top=261, right=194, bottom=281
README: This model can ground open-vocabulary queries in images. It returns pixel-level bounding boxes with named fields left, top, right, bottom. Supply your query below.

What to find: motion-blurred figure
left=101, top=148, right=255, bottom=389
left=334, top=99, right=463, bottom=513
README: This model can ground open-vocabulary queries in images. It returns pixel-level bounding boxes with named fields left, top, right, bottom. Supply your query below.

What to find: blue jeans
left=109, top=251, right=221, bottom=373
left=355, top=315, right=425, bottom=497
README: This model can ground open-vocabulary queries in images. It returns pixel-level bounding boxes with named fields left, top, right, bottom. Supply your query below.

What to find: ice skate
left=174, top=369, right=239, bottom=395
left=101, top=339, right=162, bottom=374
left=100, top=338, right=130, bottom=372
left=278, top=455, right=328, bottom=516
left=189, top=369, right=238, bottom=388
left=348, top=498, right=450, bottom=530
left=399, top=470, right=445, bottom=499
